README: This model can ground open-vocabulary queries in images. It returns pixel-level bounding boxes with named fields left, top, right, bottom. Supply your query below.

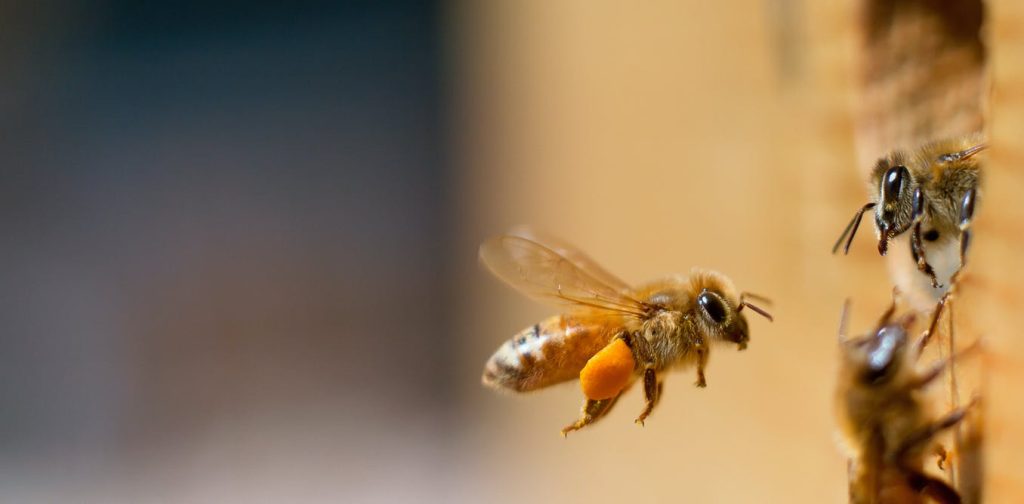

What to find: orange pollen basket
left=579, top=339, right=636, bottom=400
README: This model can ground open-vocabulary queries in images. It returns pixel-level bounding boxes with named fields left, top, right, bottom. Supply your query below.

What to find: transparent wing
left=505, top=226, right=632, bottom=292
left=479, top=233, right=648, bottom=317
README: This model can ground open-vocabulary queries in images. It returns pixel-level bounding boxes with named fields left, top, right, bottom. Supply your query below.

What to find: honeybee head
left=692, top=288, right=749, bottom=348
left=696, top=289, right=771, bottom=350
left=858, top=324, right=909, bottom=385
left=874, top=164, right=916, bottom=255
left=696, top=289, right=745, bottom=347
left=839, top=310, right=914, bottom=387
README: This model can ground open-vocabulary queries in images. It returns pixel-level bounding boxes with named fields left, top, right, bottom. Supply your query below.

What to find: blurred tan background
left=3, top=0, right=1022, bottom=503
left=452, top=0, right=1023, bottom=502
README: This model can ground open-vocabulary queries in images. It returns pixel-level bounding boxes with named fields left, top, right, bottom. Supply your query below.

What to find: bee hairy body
left=836, top=300, right=975, bottom=504
left=483, top=273, right=736, bottom=394
left=868, top=137, right=981, bottom=241
left=478, top=230, right=770, bottom=434
left=483, top=314, right=623, bottom=393
left=836, top=136, right=984, bottom=311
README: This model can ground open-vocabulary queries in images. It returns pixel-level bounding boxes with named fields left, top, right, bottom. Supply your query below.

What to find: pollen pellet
left=580, top=338, right=635, bottom=400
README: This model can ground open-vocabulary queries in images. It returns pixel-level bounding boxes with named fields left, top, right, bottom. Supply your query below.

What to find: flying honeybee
left=833, top=137, right=984, bottom=305
left=479, top=229, right=772, bottom=435
left=835, top=295, right=977, bottom=504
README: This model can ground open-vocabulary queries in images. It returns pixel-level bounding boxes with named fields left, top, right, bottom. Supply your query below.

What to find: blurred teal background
left=0, top=2, right=453, bottom=501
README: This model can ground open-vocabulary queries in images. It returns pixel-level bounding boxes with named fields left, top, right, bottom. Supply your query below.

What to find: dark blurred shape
left=855, top=0, right=986, bottom=161
left=0, top=1, right=449, bottom=501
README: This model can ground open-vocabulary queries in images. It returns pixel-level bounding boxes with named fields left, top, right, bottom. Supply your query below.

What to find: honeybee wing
left=505, top=226, right=632, bottom=292
left=479, top=233, right=649, bottom=317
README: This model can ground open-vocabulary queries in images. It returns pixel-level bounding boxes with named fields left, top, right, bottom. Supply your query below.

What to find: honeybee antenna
left=937, top=143, right=987, bottom=163
left=740, top=291, right=773, bottom=306
left=832, top=202, right=877, bottom=255
left=738, top=292, right=773, bottom=322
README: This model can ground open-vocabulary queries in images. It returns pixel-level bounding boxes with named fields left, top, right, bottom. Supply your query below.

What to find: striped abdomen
left=482, top=314, right=621, bottom=393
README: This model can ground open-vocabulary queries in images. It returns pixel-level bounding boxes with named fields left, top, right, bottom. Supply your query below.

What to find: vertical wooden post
left=976, top=1, right=1024, bottom=500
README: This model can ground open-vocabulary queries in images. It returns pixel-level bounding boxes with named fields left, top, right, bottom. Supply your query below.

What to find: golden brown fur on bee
left=482, top=313, right=618, bottom=393
left=482, top=270, right=748, bottom=395
left=479, top=230, right=771, bottom=433
left=834, top=136, right=984, bottom=309
left=837, top=329, right=930, bottom=503
left=835, top=304, right=969, bottom=504
left=632, top=270, right=750, bottom=369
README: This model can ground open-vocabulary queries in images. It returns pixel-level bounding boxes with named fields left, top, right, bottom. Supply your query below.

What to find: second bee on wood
left=833, top=137, right=984, bottom=310
left=835, top=296, right=977, bottom=504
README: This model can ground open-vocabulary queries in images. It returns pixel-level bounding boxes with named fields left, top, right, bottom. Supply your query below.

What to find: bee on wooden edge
left=833, top=137, right=984, bottom=310
left=835, top=294, right=979, bottom=504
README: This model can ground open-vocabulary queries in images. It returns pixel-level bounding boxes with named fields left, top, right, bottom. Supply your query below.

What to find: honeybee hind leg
left=909, top=187, right=941, bottom=288
left=561, top=394, right=622, bottom=437
left=634, top=368, right=662, bottom=426
left=915, top=293, right=948, bottom=355
left=563, top=332, right=637, bottom=436
left=895, top=403, right=977, bottom=504
left=695, top=345, right=708, bottom=388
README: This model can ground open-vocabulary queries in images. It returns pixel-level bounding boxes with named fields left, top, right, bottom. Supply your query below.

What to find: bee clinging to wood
left=479, top=229, right=772, bottom=436
left=833, top=137, right=984, bottom=296
left=835, top=295, right=978, bottom=504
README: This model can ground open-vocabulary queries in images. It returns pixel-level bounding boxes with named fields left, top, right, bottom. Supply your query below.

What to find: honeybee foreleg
left=874, top=289, right=899, bottom=329
left=911, top=223, right=939, bottom=288
left=910, top=188, right=941, bottom=288
left=561, top=395, right=621, bottom=437
left=910, top=341, right=979, bottom=389
left=634, top=367, right=661, bottom=426
left=915, top=293, right=949, bottom=355
left=951, top=187, right=977, bottom=285
left=695, top=345, right=708, bottom=388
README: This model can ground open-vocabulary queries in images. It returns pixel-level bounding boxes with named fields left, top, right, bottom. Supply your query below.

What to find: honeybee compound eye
left=698, top=291, right=727, bottom=324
